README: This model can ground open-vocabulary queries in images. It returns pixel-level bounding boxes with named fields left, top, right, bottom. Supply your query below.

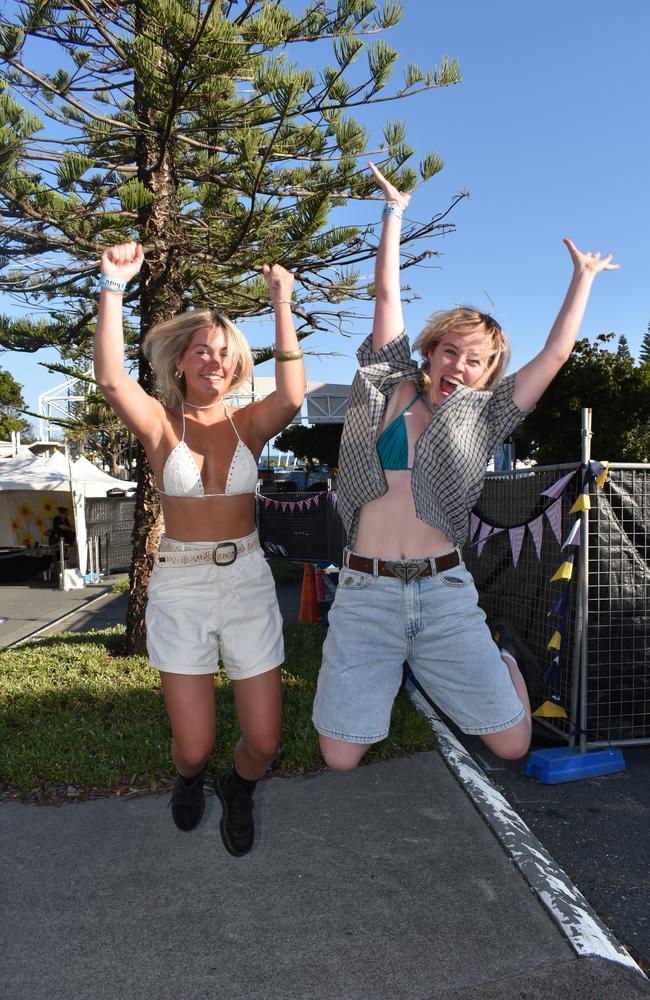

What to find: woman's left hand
left=564, top=238, right=620, bottom=277
left=368, top=161, right=411, bottom=212
left=262, top=263, right=295, bottom=304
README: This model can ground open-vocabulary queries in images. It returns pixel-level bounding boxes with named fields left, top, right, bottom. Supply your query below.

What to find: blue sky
left=4, top=0, right=648, bottom=421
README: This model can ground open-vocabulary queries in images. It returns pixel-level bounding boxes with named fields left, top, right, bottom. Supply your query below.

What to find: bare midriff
left=354, top=470, right=454, bottom=560
left=159, top=493, right=256, bottom=542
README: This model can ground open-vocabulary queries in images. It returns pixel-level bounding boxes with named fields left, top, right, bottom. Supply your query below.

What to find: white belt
left=155, top=533, right=260, bottom=567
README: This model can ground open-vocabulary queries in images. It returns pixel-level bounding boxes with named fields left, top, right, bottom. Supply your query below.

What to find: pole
left=569, top=408, right=591, bottom=751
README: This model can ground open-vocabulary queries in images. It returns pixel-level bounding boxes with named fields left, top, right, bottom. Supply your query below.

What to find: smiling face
left=176, top=326, right=234, bottom=402
left=426, top=330, right=495, bottom=406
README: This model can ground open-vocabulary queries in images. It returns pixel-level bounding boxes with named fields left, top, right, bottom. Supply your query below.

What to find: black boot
left=214, top=768, right=255, bottom=857
left=170, top=768, right=206, bottom=832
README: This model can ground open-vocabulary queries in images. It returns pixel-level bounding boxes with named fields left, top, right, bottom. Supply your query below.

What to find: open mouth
left=440, top=376, right=461, bottom=396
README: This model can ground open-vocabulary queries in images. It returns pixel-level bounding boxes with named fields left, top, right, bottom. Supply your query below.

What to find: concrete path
left=1, top=577, right=648, bottom=999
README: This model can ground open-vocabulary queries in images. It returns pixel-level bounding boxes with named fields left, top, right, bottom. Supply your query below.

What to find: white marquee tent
left=0, top=448, right=135, bottom=576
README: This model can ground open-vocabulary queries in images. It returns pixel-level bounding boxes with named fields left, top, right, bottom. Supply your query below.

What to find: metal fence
left=85, top=496, right=135, bottom=574
left=464, top=463, right=650, bottom=749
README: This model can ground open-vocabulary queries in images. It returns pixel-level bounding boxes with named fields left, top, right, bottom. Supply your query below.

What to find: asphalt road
left=458, top=732, right=650, bottom=974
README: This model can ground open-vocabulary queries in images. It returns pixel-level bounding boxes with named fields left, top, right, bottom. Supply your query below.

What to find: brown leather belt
left=344, top=548, right=461, bottom=583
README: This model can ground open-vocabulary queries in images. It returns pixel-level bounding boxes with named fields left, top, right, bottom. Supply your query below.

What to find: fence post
left=569, top=408, right=591, bottom=751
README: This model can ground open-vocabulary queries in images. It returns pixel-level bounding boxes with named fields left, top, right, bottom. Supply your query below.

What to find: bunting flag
left=508, top=526, right=526, bottom=567
left=477, top=522, right=493, bottom=556
left=561, top=519, right=581, bottom=549
left=531, top=460, right=609, bottom=720
left=528, top=515, right=544, bottom=559
left=547, top=630, right=562, bottom=651
left=540, top=470, right=577, bottom=499
left=533, top=698, right=568, bottom=719
left=550, top=588, right=570, bottom=616
left=550, top=554, right=574, bottom=582
left=258, top=490, right=327, bottom=511
left=544, top=498, right=563, bottom=544
left=471, top=467, right=578, bottom=562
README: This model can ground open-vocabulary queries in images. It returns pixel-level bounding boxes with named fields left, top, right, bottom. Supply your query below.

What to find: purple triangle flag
left=470, top=513, right=480, bottom=541
left=528, top=515, right=544, bottom=559
left=541, top=470, right=576, bottom=499
left=477, top=522, right=493, bottom=556
left=509, top=526, right=526, bottom=567
left=544, top=498, right=563, bottom=544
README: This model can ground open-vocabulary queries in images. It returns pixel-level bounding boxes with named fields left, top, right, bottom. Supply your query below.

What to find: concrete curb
left=407, top=681, right=647, bottom=981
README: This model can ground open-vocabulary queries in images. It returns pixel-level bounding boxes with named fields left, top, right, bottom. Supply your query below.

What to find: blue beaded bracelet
left=99, top=274, right=127, bottom=294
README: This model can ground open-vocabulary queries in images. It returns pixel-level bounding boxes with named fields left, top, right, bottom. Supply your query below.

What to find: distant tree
left=616, top=334, right=632, bottom=361
left=0, top=0, right=463, bottom=653
left=0, top=367, right=32, bottom=440
left=639, top=325, right=650, bottom=365
left=515, top=334, right=649, bottom=463
left=274, top=422, right=343, bottom=468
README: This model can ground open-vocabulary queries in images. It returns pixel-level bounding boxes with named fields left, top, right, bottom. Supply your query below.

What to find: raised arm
left=513, top=239, right=619, bottom=411
left=93, top=242, right=163, bottom=442
left=369, top=162, right=411, bottom=352
left=249, top=264, right=305, bottom=445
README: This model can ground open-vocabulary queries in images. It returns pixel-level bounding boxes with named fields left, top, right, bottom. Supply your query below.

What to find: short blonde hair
left=412, top=307, right=510, bottom=392
left=142, top=309, right=254, bottom=407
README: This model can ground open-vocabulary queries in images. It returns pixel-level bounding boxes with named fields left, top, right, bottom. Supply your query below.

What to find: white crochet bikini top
left=160, top=404, right=258, bottom=498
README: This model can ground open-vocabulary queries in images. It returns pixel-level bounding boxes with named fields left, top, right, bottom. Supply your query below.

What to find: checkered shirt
left=337, top=330, right=530, bottom=548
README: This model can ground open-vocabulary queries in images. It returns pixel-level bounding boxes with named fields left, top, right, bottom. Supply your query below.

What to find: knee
left=173, top=736, right=214, bottom=771
left=319, top=736, right=365, bottom=771
left=244, top=731, right=281, bottom=764
left=488, top=730, right=531, bottom=761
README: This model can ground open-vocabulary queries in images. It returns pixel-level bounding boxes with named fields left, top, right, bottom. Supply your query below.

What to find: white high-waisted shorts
left=145, top=530, right=284, bottom=678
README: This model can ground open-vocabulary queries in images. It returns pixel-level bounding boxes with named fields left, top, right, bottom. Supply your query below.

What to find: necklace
left=182, top=399, right=224, bottom=411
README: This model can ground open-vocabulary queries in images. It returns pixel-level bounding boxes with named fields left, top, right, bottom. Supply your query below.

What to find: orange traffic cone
left=299, top=563, right=321, bottom=623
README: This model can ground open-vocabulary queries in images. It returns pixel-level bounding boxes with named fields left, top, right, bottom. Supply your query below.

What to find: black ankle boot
left=170, top=768, right=206, bottom=832
left=214, top=768, right=255, bottom=857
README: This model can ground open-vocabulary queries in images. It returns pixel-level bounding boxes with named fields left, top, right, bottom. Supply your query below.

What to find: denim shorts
left=312, top=556, right=525, bottom=743
left=146, top=533, right=284, bottom=678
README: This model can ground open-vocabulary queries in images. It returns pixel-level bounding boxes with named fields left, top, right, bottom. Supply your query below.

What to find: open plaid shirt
left=337, top=331, right=530, bottom=548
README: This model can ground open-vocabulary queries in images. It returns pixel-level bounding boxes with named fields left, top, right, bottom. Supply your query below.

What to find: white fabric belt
left=155, top=532, right=260, bottom=567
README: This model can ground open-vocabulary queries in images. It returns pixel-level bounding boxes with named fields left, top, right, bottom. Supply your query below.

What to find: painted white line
left=407, top=681, right=646, bottom=978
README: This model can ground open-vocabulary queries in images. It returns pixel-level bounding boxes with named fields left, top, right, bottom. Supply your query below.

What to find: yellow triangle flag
left=533, top=700, right=568, bottom=719
left=547, top=630, right=562, bottom=650
left=596, top=461, right=609, bottom=489
left=570, top=492, right=591, bottom=514
left=550, top=561, right=573, bottom=582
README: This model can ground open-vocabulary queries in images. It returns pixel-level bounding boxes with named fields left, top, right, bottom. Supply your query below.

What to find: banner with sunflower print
left=6, top=491, right=68, bottom=547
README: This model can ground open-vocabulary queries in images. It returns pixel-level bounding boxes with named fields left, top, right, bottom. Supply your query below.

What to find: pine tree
left=616, top=334, right=632, bottom=361
left=639, top=324, right=650, bottom=365
left=0, top=368, right=31, bottom=440
left=0, top=0, right=462, bottom=650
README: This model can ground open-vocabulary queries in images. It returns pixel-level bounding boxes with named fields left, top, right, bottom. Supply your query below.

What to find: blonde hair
left=142, top=309, right=254, bottom=407
left=413, top=307, right=510, bottom=392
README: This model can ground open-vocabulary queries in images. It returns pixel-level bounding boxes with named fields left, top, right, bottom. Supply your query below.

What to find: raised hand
left=368, top=161, right=411, bottom=212
left=100, top=241, right=145, bottom=284
left=262, top=263, right=295, bottom=304
left=564, top=238, right=619, bottom=277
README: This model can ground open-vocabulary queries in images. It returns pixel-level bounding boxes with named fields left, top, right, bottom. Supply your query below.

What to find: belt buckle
left=212, top=541, right=237, bottom=566
left=388, top=560, right=422, bottom=583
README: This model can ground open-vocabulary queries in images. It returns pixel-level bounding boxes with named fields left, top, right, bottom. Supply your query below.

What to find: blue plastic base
left=525, top=746, right=626, bottom=784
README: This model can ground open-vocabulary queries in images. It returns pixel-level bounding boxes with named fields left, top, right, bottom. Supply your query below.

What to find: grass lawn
left=0, top=623, right=436, bottom=801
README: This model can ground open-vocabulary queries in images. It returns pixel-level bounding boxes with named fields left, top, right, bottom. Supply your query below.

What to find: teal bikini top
left=376, top=393, right=428, bottom=471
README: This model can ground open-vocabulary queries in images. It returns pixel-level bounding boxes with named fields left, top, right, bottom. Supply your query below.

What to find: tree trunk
left=125, top=38, right=182, bottom=655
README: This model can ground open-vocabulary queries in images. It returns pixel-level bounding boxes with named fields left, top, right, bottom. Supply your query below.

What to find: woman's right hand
left=100, top=241, right=144, bottom=284
left=368, top=161, right=411, bottom=212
